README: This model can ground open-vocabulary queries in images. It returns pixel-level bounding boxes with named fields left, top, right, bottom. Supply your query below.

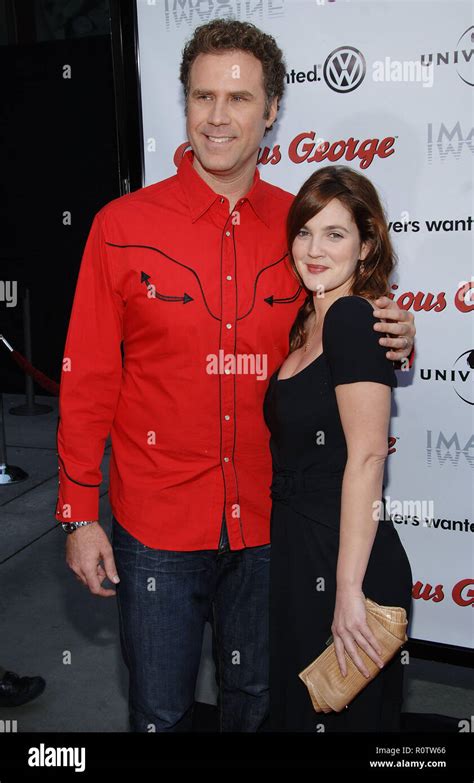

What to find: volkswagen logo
left=323, top=46, right=366, bottom=93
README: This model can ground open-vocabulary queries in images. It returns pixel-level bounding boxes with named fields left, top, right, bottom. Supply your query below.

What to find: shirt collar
left=176, top=148, right=272, bottom=228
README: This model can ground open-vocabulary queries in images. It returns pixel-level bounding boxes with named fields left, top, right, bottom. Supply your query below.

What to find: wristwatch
left=61, top=521, right=97, bottom=534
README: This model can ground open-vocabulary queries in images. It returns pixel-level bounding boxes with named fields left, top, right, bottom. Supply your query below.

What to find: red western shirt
left=55, top=149, right=306, bottom=550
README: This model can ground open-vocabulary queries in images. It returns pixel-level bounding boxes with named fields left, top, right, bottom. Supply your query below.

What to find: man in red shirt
left=58, top=19, right=415, bottom=732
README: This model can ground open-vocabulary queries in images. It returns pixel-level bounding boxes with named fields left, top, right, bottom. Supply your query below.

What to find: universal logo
left=421, top=26, right=474, bottom=86
left=420, top=349, right=474, bottom=406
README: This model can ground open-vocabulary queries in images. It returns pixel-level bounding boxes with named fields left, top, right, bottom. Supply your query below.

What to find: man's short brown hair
left=179, top=18, right=286, bottom=126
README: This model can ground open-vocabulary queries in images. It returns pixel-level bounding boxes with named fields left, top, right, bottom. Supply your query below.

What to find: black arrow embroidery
left=140, top=271, right=194, bottom=304
left=237, top=252, right=298, bottom=320
left=106, top=242, right=297, bottom=321
left=106, top=243, right=217, bottom=317
left=264, top=287, right=303, bottom=306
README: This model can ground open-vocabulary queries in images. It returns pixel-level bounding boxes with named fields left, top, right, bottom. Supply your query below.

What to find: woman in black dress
left=263, top=165, right=413, bottom=732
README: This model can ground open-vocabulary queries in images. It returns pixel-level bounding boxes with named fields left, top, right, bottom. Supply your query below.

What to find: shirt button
left=224, top=415, right=230, bottom=421
left=224, top=457, right=230, bottom=462
left=220, top=197, right=225, bottom=203
left=224, top=368, right=231, bottom=374
left=226, top=275, right=232, bottom=281
left=226, top=323, right=232, bottom=329
left=225, top=230, right=231, bottom=237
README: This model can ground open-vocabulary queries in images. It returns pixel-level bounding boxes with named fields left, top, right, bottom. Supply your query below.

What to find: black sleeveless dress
left=263, top=296, right=413, bottom=732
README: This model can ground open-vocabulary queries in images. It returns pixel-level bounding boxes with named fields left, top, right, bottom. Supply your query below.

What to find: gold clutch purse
left=298, top=598, right=408, bottom=713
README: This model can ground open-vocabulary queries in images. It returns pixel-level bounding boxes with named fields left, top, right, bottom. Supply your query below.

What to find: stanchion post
left=9, top=287, right=52, bottom=416
left=0, top=392, right=28, bottom=485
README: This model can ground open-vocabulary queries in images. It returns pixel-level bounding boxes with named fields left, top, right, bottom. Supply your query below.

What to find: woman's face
left=292, top=198, right=369, bottom=297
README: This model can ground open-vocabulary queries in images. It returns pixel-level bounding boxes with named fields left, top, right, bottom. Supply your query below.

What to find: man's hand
left=66, top=523, right=120, bottom=597
left=372, top=296, right=415, bottom=362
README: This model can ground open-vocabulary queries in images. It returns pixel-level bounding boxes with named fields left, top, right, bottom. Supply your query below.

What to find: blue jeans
left=111, top=513, right=270, bottom=732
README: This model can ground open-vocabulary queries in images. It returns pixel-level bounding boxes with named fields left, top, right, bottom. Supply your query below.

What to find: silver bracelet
left=61, top=520, right=97, bottom=533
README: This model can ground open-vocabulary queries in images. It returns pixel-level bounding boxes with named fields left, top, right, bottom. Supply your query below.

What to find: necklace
left=303, top=312, right=319, bottom=353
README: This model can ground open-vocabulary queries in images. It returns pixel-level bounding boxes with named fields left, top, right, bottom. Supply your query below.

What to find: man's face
left=186, top=50, right=278, bottom=178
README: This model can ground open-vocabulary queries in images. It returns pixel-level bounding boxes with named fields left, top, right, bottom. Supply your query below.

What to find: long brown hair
left=287, top=165, right=397, bottom=352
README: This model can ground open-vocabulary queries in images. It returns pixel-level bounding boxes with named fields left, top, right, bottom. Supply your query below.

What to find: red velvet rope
left=9, top=350, right=60, bottom=396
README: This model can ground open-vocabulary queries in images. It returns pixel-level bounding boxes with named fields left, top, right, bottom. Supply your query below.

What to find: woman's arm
left=331, top=379, right=391, bottom=678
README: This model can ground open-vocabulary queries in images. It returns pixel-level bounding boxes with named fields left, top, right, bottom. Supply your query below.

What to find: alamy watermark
left=0, top=280, right=17, bottom=307
left=373, top=496, right=435, bottom=522
left=206, top=351, right=268, bottom=381
left=372, top=58, right=433, bottom=88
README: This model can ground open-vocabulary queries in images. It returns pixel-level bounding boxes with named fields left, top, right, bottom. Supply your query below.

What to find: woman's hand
left=331, top=587, right=385, bottom=678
